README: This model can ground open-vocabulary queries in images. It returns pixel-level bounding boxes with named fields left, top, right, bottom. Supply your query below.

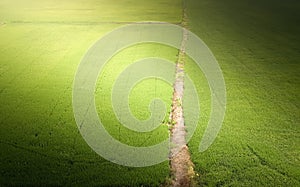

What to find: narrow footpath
left=168, top=1, right=196, bottom=186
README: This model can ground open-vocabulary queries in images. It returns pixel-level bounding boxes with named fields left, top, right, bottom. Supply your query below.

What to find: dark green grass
left=185, top=0, right=300, bottom=186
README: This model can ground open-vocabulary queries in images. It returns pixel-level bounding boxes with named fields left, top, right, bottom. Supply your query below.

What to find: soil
left=168, top=22, right=195, bottom=186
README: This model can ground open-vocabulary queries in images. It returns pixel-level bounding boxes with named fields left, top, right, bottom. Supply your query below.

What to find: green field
left=1, top=0, right=299, bottom=186
left=186, top=0, right=300, bottom=186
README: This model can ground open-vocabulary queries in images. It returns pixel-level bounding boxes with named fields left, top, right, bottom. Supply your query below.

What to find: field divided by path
left=0, top=0, right=299, bottom=186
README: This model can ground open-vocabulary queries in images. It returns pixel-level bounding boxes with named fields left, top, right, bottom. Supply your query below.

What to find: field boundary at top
left=7, top=21, right=181, bottom=26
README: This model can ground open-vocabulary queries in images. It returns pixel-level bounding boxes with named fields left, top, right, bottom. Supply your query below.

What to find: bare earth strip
left=168, top=1, right=195, bottom=186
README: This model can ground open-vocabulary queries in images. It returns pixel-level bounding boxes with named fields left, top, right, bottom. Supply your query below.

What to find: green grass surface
left=0, top=0, right=181, bottom=23
left=1, top=0, right=299, bottom=186
left=186, top=0, right=300, bottom=186
left=0, top=0, right=181, bottom=186
left=95, top=43, right=177, bottom=147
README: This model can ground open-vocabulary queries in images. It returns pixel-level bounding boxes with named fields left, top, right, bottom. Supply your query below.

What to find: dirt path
left=168, top=1, right=195, bottom=186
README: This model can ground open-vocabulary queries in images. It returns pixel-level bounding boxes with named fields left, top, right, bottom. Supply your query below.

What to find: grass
left=0, top=0, right=299, bottom=186
left=0, top=0, right=181, bottom=186
left=95, top=43, right=177, bottom=147
left=0, top=0, right=181, bottom=23
left=185, top=0, right=300, bottom=186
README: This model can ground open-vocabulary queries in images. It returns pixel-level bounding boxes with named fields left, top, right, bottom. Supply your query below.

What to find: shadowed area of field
left=186, top=0, right=300, bottom=186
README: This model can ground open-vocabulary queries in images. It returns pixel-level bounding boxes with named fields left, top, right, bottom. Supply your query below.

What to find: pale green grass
left=95, top=43, right=177, bottom=147
left=0, top=0, right=181, bottom=186
left=0, top=0, right=181, bottom=23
